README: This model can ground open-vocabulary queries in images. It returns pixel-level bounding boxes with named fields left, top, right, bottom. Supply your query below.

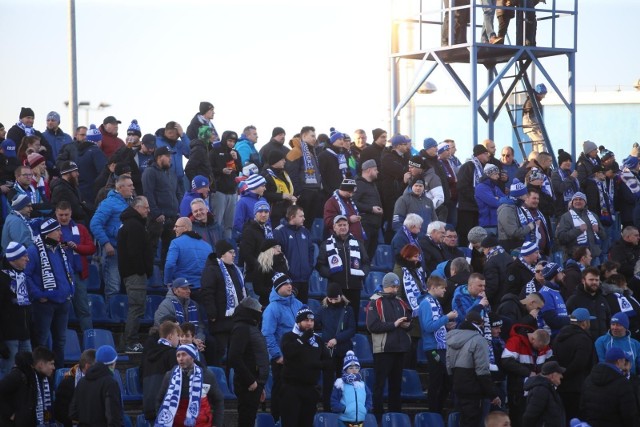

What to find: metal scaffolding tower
left=390, top=0, right=578, bottom=161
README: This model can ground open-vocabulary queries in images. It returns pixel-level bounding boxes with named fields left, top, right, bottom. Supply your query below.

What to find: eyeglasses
left=502, top=154, right=512, bottom=158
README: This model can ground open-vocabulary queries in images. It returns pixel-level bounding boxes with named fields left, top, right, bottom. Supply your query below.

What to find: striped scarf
left=262, top=223, right=273, bottom=239
left=332, top=190, right=366, bottom=239
left=558, top=169, right=578, bottom=202
left=171, top=299, right=199, bottom=328
left=2, top=267, right=29, bottom=306
left=16, top=121, right=35, bottom=137
left=621, top=167, right=640, bottom=196
left=325, top=235, right=364, bottom=276
left=155, top=365, right=203, bottom=427
left=35, top=373, right=54, bottom=426
left=425, top=294, right=447, bottom=350
left=293, top=323, right=318, bottom=347
left=301, top=141, right=318, bottom=185
left=471, top=157, right=484, bottom=186
left=325, top=148, right=348, bottom=179
left=33, top=235, right=73, bottom=292
left=218, top=258, right=246, bottom=317
left=570, top=209, right=600, bottom=246
left=401, top=267, right=424, bottom=315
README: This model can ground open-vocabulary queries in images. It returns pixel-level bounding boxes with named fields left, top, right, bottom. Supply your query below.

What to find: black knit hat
left=19, top=107, right=35, bottom=119
left=260, top=239, right=279, bottom=252
left=295, top=306, right=315, bottom=323
left=268, top=150, right=286, bottom=166
left=557, top=149, right=571, bottom=165
left=215, top=240, right=234, bottom=256
left=272, top=127, right=286, bottom=138
left=199, top=102, right=214, bottom=115
left=327, top=282, right=342, bottom=298
left=272, top=272, right=292, bottom=291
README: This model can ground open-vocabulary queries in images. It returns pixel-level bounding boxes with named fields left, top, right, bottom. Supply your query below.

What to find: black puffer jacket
left=551, top=324, right=596, bottom=393
left=117, top=206, right=154, bottom=279
left=505, top=258, right=535, bottom=296
left=0, top=258, right=31, bottom=341
left=580, top=362, right=640, bottom=427
left=228, top=304, right=270, bottom=388
left=200, top=253, right=245, bottom=333
left=184, top=138, right=212, bottom=183
left=522, top=375, right=566, bottom=427
left=69, top=362, right=123, bottom=427
left=483, top=249, right=514, bottom=309
left=0, top=352, right=41, bottom=427
left=141, top=341, right=177, bottom=420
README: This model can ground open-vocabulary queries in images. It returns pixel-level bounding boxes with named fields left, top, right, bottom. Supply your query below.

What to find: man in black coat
left=580, top=347, right=640, bottom=427
left=504, top=241, right=539, bottom=296
left=259, top=127, right=289, bottom=170
left=420, top=137, right=451, bottom=220
left=351, top=160, right=383, bottom=259
left=378, top=136, right=411, bottom=242
left=54, top=349, right=96, bottom=427
left=566, top=267, right=611, bottom=339
left=419, top=220, right=447, bottom=273
left=457, top=145, right=491, bottom=246
left=228, top=297, right=270, bottom=427
left=609, top=226, right=640, bottom=283
left=117, top=196, right=154, bottom=353
left=50, top=161, right=89, bottom=224
left=481, top=234, right=514, bottom=309
left=551, top=308, right=597, bottom=423
left=522, top=361, right=567, bottom=427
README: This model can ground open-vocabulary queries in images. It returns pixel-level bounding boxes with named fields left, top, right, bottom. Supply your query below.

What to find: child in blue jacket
left=330, top=351, right=372, bottom=425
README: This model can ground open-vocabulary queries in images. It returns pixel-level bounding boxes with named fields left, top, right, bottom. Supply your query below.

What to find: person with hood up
left=330, top=351, right=373, bottom=426
left=69, top=345, right=123, bottom=427
left=154, top=121, right=191, bottom=198
left=475, top=163, right=506, bottom=234
left=521, top=361, right=567, bottom=427
left=209, top=130, right=241, bottom=240
left=227, top=297, right=269, bottom=427
left=200, top=239, right=247, bottom=365
left=594, top=312, right=640, bottom=375
left=184, top=125, right=213, bottom=183
left=446, top=311, right=501, bottom=427
left=186, top=101, right=219, bottom=143
left=164, top=217, right=212, bottom=294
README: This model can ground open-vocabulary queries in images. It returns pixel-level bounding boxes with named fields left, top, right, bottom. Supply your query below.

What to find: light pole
left=68, top=0, right=78, bottom=132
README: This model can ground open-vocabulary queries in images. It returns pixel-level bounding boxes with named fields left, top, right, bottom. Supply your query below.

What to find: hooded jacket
left=209, top=132, right=241, bottom=194
left=501, top=324, right=552, bottom=396
left=69, top=362, right=123, bottom=427
left=184, top=138, right=211, bottom=183
left=595, top=330, right=640, bottom=375
left=235, top=136, right=261, bottom=169
left=551, top=323, right=596, bottom=393
left=228, top=304, right=270, bottom=388
left=504, top=257, right=535, bottom=296
left=274, top=222, right=314, bottom=283
left=117, top=206, right=153, bottom=278
left=164, top=231, right=212, bottom=288
left=25, top=239, right=74, bottom=303
left=497, top=293, right=538, bottom=332
left=50, top=177, right=87, bottom=223
left=141, top=161, right=179, bottom=220
left=475, top=176, right=505, bottom=227
left=261, top=287, right=304, bottom=360
left=141, top=340, right=177, bottom=420
left=90, top=189, right=130, bottom=247
left=0, top=353, right=47, bottom=427
left=522, top=375, right=566, bottom=427
left=179, top=191, right=207, bottom=218
left=98, top=124, right=125, bottom=159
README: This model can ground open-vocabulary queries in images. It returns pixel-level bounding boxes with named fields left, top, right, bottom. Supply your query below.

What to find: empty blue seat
left=126, top=367, right=143, bottom=399
left=312, top=243, right=320, bottom=266
left=401, top=369, right=426, bottom=400
left=371, top=244, right=393, bottom=272
left=136, top=414, right=151, bottom=427
left=313, top=412, right=340, bottom=426
left=360, top=368, right=384, bottom=397
left=364, top=413, right=378, bottom=427
left=447, top=412, right=461, bottom=427
left=415, top=411, right=445, bottom=427
left=382, top=412, right=411, bottom=427
left=352, top=334, right=374, bottom=365
left=87, top=264, right=101, bottom=292
left=54, top=368, right=70, bottom=389
left=307, top=298, right=322, bottom=315
left=308, top=270, right=327, bottom=298
left=358, top=300, right=369, bottom=329
left=123, top=415, right=133, bottom=427
left=207, top=366, right=236, bottom=400
left=65, top=329, right=82, bottom=362
left=144, top=294, right=164, bottom=324
left=87, top=294, right=112, bottom=322
left=113, top=370, right=139, bottom=402
left=310, top=218, right=325, bottom=243
left=108, top=294, right=129, bottom=323
left=255, top=413, right=276, bottom=427
left=362, top=271, right=385, bottom=297
left=83, top=328, right=115, bottom=350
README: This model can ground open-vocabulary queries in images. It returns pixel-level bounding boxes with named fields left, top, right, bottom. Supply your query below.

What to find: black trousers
left=372, top=352, right=405, bottom=415
left=559, top=391, right=581, bottom=426
left=270, top=361, right=284, bottom=421
left=234, top=381, right=264, bottom=427
left=293, top=281, right=308, bottom=304
left=342, top=288, right=361, bottom=315
left=457, top=395, right=484, bottom=427
left=456, top=210, right=479, bottom=247
left=362, top=222, right=380, bottom=260
left=147, top=216, right=176, bottom=272
left=441, top=0, right=471, bottom=45
left=279, top=383, right=319, bottom=427
left=298, top=188, right=324, bottom=230
left=508, top=391, right=526, bottom=427
left=426, top=349, right=450, bottom=414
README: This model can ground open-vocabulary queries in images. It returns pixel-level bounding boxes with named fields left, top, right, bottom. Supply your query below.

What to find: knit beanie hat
left=259, top=239, right=279, bottom=252
left=268, top=150, right=286, bottom=166
left=437, top=142, right=450, bottom=155
left=408, top=155, right=424, bottom=169
left=467, top=226, right=488, bottom=244
left=542, top=262, right=563, bottom=280
left=199, top=101, right=214, bottom=115
left=423, top=137, right=438, bottom=150
left=611, top=312, right=630, bottom=329
left=19, top=107, right=35, bottom=119
left=624, top=156, right=639, bottom=170
left=86, top=124, right=102, bottom=143
left=272, top=127, right=286, bottom=138
left=5, top=242, right=27, bottom=261
left=96, top=345, right=118, bottom=365
left=27, top=153, right=45, bottom=168
left=473, top=145, right=489, bottom=156
left=382, top=272, right=400, bottom=288
left=47, top=111, right=60, bottom=122
left=245, top=174, right=266, bottom=191
left=127, top=119, right=141, bottom=137
left=390, top=134, right=408, bottom=147
left=510, top=178, right=527, bottom=198
left=272, top=272, right=292, bottom=291
left=557, top=149, right=572, bottom=165
left=571, top=191, right=586, bottom=202
left=239, top=297, right=262, bottom=312
left=295, top=306, right=314, bottom=323
left=327, top=282, right=342, bottom=298
left=484, top=164, right=499, bottom=175
left=253, top=200, right=271, bottom=215
left=40, top=218, right=61, bottom=236
left=214, top=240, right=234, bottom=257
left=343, top=350, right=360, bottom=371
left=11, top=194, right=31, bottom=211
left=339, top=178, right=357, bottom=192
left=372, top=128, right=385, bottom=142
left=329, top=127, right=345, bottom=144
left=488, top=312, right=503, bottom=328
left=520, top=241, right=539, bottom=257
left=361, top=159, right=377, bottom=171
left=583, top=140, right=598, bottom=155
left=176, top=344, right=198, bottom=361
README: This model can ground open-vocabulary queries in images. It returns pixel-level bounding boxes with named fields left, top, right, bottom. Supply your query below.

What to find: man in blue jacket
left=235, top=125, right=261, bottom=169
left=42, top=111, right=72, bottom=161
left=154, top=121, right=190, bottom=198
left=274, top=205, right=314, bottom=303
left=261, top=272, right=303, bottom=422
left=25, top=218, right=75, bottom=369
left=90, top=175, right=134, bottom=300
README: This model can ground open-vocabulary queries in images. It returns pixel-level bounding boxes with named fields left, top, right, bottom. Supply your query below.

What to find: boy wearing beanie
left=330, top=350, right=373, bottom=425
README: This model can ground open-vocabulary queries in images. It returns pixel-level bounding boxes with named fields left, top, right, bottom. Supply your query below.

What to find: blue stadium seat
left=82, top=328, right=129, bottom=361
left=362, top=271, right=385, bottom=297
left=126, top=367, right=143, bottom=399
left=371, top=244, right=393, bottom=272
left=264, top=369, right=273, bottom=400
left=352, top=334, right=374, bottom=365
left=313, top=412, right=340, bottom=426
left=308, top=270, right=327, bottom=298
left=312, top=242, right=320, bottom=266
left=54, top=368, right=70, bottom=389
left=447, top=412, right=461, bottom=427
left=108, top=294, right=129, bottom=323
left=65, top=329, right=82, bottom=362
left=255, top=413, right=276, bottom=427
left=136, top=414, right=151, bottom=427
left=143, top=294, right=164, bottom=324
left=113, top=370, right=139, bottom=402
left=382, top=412, right=411, bottom=427
left=310, top=218, right=325, bottom=243
left=364, top=413, right=378, bottom=427
left=401, top=369, right=426, bottom=400
left=307, top=298, right=322, bottom=315
left=207, top=366, right=236, bottom=400
left=123, top=415, right=133, bottom=427
left=146, top=265, right=163, bottom=289
left=358, top=300, right=369, bottom=329
left=87, top=264, right=102, bottom=292
left=360, top=368, right=384, bottom=397
left=415, top=412, right=445, bottom=427
left=87, top=294, right=112, bottom=323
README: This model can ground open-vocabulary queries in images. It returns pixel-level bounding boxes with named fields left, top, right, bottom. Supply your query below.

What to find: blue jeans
left=481, top=0, right=497, bottom=41
left=0, top=340, right=31, bottom=378
left=32, top=300, right=70, bottom=369
left=72, top=273, right=93, bottom=332
left=212, top=192, right=237, bottom=240
left=103, top=249, right=121, bottom=300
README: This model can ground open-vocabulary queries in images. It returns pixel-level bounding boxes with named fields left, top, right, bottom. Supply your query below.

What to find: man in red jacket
left=99, top=116, right=125, bottom=158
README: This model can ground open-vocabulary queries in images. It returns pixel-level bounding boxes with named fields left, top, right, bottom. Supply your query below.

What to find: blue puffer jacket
left=90, top=189, right=129, bottom=247
left=164, top=232, right=212, bottom=288
left=235, top=137, right=261, bottom=168
left=274, top=223, right=314, bottom=282
left=475, top=176, right=505, bottom=227
left=25, top=242, right=75, bottom=303
left=452, top=285, right=485, bottom=326
left=233, top=192, right=261, bottom=236
left=419, top=294, right=450, bottom=351
left=154, top=129, right=190, bottom=179
left=331, top=379, right=372, bottom=423
left=261, top=288, right=303, bottom=360
left=595, top=330, right=640, bottom=375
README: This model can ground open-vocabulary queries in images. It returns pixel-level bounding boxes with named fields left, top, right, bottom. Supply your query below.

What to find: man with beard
left=142, top=146, right=180, bottom=270
left=98, top=116, right=125, bottom=158
left=154, top=121, right=190, bottom=200
left=566, top=267, right=611, bottom=339
left=259, top=126, right=289, bottom=165
left=210, top=130, right=242, bottom=240
left=352, top=159, right=383, bottom=258
left=50, top=161, right=89, bottom=223
left=186, top=101, right=219, bottom=143
left=261, top=150, right=296, bottom=227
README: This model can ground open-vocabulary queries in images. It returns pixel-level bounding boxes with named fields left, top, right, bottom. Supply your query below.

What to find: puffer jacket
left=228, top=304, right=270, bottom=388
left=522, top=375, right=566, bottom=427
left=90, top=189, right=130, bottom=246
left=184, top=138, right=211, bottom=182
left=200, top=253, right=246, bottom=333
left=330, top=379, right=372, bottom=423
left=366, top=292, right=412, bottom=353
left=595, top=329, right=640, bottom=375
left=551, top=324, right=596, bottom=393
left=164, top=232, right=212, bottom=288
left=475, top=176, right=505, bottom=227
left=261, top=287, right=303, bottom=360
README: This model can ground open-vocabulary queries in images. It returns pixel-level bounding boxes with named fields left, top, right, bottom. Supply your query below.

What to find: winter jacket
left=54, top=365, right=81, bottom=427
left=228, top=305, right=270, bottom=388
left=259, top=139, right=290, bottom=167
left=551, top=324, right=597, bottom=393
left=318, top=148, right=355, bottom=199
left=184, top=138, right=211, bottom=182
left=609, top=239, right=640, bottom=283
left=74, top=141, right=107, bottom=209
left=497, top=293, right=538, bottom=331
left=239, top=219, right=271, bottom=282
left=538, top=282, right=570, bottom=337
left=260, top=167, right=294, bottom=225
left=164, top=232, right=212, bottom=288
left=209, top=141, right=241, bottom=194
left=419, top=293, right=450, bottom=351
left=179, top=191, right=207, bottom=218
left=154, top=128, right=191, bottom=180
left=561, top=259, right=583, bottom=300
left=566, top=285, right=611, bottom=340
left=390, top=226, right=424, bottom=262
left=235, top=137, right=261, bottom=169
left=281, top=329, right=332, bottom=386
left=253, top=254, right=289, bottom=306
left=60, top=221, right=95, bottom=280
left=233, top=191, right=262, bottom=235
left=484, top=248, right=513, bottom=309
left=315, top=299, right=356, bottom=358
left=551, top=168, right=580, bottom=217
left=285, top=139, right=322, bottom=192
left=580, top=362, right=639, bottom=427
left=504, top=258, right=535, bottom=296
left=501, top=324, right=552, bottom=397
left=521, top=375, right=566, bottom=427
left=186, top=112, right=218, bottom=142
left=446, top=321, right=498, bottom=398
left=419, top=235, right=446, bottom=274
left=575, top=152, right=601, bottom=189
left=324, top=193, right=365, bottom=240
left=68, top=362, right=123, bottom=427
left=199, top=253, right=246, bottom=333
left=117, top=206, right=153, bottom=278
left=316, top=234, right=369, bottom=291
left=457, top=160, right=482, bottom=211
left=0, top=258, right=31, bottom=341
left=141, top=340, right=178, bottom=420
left=110, top=146, right=143, bottom=195
left=601, top=282, right=640, bottom=339
left=360, top=142, right=385, bottom=169
left=555, top=206, right=606, bottom=258
left=42, top=128, right=73, bottom=161
left=378, top=149, right=408, bottom=213
left=595, top=330, right=640, bottom=375
left=154, top=289, right=205, bottom=341
left=1, top=211, right=33, bottom=250
left=351, top=176, right=382, bottom=228
left=330, top=379, right=373, bottom=423
left=497, top=197, right=532, bottom=251
left=261, top=288, right=304, bottom=360
left=0, top=354, right=47, bottom=427
left=392, top=191, right=437, bottom=234
left=98, top=125, right=125, bottom=158
left=142, top=162, right=180, bottom=220
left=25, top=241, right=74, bottom=303
left=191, top=213, right=220, bottom=249
left=366, top=292, right=412, bottom=353
left=50, top=177, right=87, bottom=223
left=452, top=285, right=486, bottom=326
left=475, top=176, right=505, bottom=227
left=274, top=222, right=314, bottom=283
left=90, top=189, right=130, bottom=247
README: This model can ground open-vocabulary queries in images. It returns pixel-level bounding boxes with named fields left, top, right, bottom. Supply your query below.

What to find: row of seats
left=69, top=294, right=164, bottom=325
left=256, top=410, right=460, bottom=427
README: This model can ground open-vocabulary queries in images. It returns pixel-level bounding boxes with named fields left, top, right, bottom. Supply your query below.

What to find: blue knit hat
left=5, top=242, right=27, bottom=261
left=542, top=262, right=563, bottom=281
left=11, top=194, right=31, bottom=211
left=127, top=119, right=141, bottom=137
left=605, top=347, right=630, bottom=363
left=510, top=178, right=527, bottom=198
left=177, top=344, right=198, bottom=361
left=437, top=142, right=450, bottom=155
left=245, top=174, right=266, bottom=191
left=343, top=350, right=360, bottom=371
left=611, top=312, right=630, bottom=329
left=96, top=345, right=118, bottom=365
left=40, top=218, right=61, bottom=236
left=423, top=137, right=438, bottom=150
left=253, top=200, right=271, bottom=215
left=329, top=127, right=345, bottom=144
left=390, top=134, right=408, bottom=147
left=86, top=124, right=102, bottom=143
left=520, top=241, right=539, bottom=257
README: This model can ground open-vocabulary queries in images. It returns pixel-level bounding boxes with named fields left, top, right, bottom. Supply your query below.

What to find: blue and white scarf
left=196, top=114, right=219, bottom=142
left=621, top=167, right=640, bottom=197
left=155, top=365, right=203, bottom=427
left=401, top=267, right=424, bottom=315
left=2, top=267, right=29, bottom=306
left=594, top=179, right=614, bottom=224
left=439, top=159, right=456, bottom=181
left=158, top=337, right=172, bottom=347
left=518, top=255, right=537, bottom=275
left=74, top=368, right=84, bottom=387
left=13, top=182, right=39, bottom=205
left=218, top=258, right=246, bottom=317
left=172, top=299, right=199, bottom=328
left=262, top=223, right=273, bottom=239
left=485, top=246, right=505, bottom=261
left=341, top=372, right=363, bottom=385
left=558, top=169, right=578, bottom=202
left=325, top=148, right=348, bottom=178
left=35, top=373, right=54, bottom=426
left=33, top=235, right=73, bottom=292
left=531, top=167, right=554, bottom=200
left=332, top=190, right=366, bottom=239
left=16, top=121, right=35, bottom=137
left=301, top=141, right=319, bottom=185
left=613, top=292, right=639, bottom=317
left=570, top=209, right=600, bottom=246
left=402, top=226, right=422, bottom=261
left=425, top=294, right=447, bottom=350
left=471, top=157, right=484, bottom=186
left=516, top=205, right=550, bottom=247
left=292, top=323, right=318, bottom=347
left=325, top=235, right=364, bottom=276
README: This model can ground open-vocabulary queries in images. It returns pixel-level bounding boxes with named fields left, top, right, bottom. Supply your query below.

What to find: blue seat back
left=358, top=300, right=369, bottom=329
left=126, top=367, right=143, bottom=397
left=416, top=338, right=428, bottom=366
left=313, top=412, right=340, bottom=426
left=401, top=369, right=426, bottom=400
left=144, top=294, right=164, bottom=323
left=83, top=328, right=115, bottom=350
left=364, top=413, right=378, bottom=427
left=64, top=329, right=82, bottom=362
left=207, top=366, right=236, bottom=400
left=255, top=413, right=276, bottom=427
left=352, top=334, right=374, bottom=365
left=310, top=218, right=325, bottom=243
left=108, top=294, right=129, bottom=323
left=312, top=243, right=320, bottom=266
left=87, top=294, right=110, bottom=321
left=415, top=412, right=445, bottom=427
left=447, top=411, right=461, bottom=427
left=136, top=414, right=151, bottom=427
left=54, top=368, right=70, bottom=389
left=87, top=264, right=102, bottom=292
left=382, top=412, right=412, bottom=427
left=371, top=244, right=393, bottom=271
left=308, top=270, right=327, bottom=297
left=307, top=298, right=322, bottom=314
left=362, top=271, right=385, bottom=297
